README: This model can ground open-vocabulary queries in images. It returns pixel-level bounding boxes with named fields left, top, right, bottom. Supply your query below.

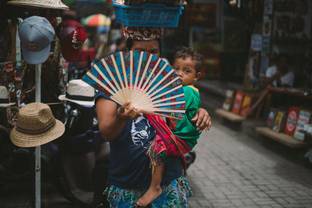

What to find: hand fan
left=82, top=50, right=185, bottom=119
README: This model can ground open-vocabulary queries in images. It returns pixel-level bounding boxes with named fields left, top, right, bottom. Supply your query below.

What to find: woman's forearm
left=99, top=115, right=127, bottom=140
left=96, top=99, right=127, bottom=141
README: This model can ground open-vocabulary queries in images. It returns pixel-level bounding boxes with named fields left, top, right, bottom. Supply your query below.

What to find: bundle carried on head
left=115, top=0, right=186, bottom=6
left=113, top=0, right=185, bottom=28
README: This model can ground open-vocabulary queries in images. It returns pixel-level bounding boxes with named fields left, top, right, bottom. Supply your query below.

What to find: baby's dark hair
left=174, top=47, right=203, bottom=72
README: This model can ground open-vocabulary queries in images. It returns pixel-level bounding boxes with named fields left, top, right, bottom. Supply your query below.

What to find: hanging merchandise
left=7, top=0, right=68, bottom=10
left=0, top=86, right=15, bottom=107
left=57, top=20, right=87, bottom=62
left=58, top=79, right=95, bottom=107
left=82, top=50, right=185, bottom=119
left=0, top=20, right=11, bottom=63
left=15, top=18, right=22, bottom=69
left=19, top=16, right=55, bottom=65
left=10, top=102, right=65, bottom=147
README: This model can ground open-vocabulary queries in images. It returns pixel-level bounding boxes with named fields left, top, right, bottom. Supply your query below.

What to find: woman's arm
left=96, top=98, right=140, bottom=141
left=96, top=98, right=126, bottom=141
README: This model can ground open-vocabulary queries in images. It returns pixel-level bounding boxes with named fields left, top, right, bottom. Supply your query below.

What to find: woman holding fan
left=94, top=27, right=211, bottom=207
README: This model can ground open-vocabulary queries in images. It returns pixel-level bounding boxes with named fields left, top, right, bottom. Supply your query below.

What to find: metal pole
left=189, top=27, right=193, bottom=49
left=35, top=64, right=42, bottom=208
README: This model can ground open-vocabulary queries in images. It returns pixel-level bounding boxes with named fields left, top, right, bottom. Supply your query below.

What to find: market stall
left=0, top=0, right=107, bottom=207
left=215, top=0, right=312, bottom=150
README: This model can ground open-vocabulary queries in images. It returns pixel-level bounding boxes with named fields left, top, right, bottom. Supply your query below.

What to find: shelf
left=215, top=108, right=245, bottom=123
left=256, top=127, right=308, bottom=148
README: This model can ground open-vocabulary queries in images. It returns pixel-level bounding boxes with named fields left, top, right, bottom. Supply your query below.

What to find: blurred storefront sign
left=185, top=0, right=222, bottom=79
left=262, top=16, right=272, bottom=37
left=251, top=34, right=262, bottom=52
left=67, top=0, right=113, bottom=17
left=263, top=0, right=273, bottom=15
left=185, top=3, right=217, bottom=29
left=273, top=0, right=310, bottom=42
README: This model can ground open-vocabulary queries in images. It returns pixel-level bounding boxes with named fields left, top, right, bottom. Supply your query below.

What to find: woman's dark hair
left=126, top=39, right=162, bottom=54
left=126, top=38, right=134, bottom=50
left=116, top=37, right=126, bottom=47
left=174, top=47, right=203, bottom=72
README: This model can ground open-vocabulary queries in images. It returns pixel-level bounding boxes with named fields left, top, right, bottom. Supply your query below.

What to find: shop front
left=215, top=0, right=312, bottom=152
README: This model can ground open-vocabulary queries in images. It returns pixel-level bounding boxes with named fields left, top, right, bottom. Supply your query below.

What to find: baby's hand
left=118, top=102, right=141, bottom=119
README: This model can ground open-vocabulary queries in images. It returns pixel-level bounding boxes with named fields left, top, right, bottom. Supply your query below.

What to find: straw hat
left=0, top=86, right=15, bottom=107
left=7, top=0, right=69, bottom=10
left=10, top=103, right=65, bottom=148
left=58, top=79, right=95, bottom=107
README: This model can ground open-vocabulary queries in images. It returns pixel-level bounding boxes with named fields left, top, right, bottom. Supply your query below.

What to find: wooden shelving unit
left=256, top=127, right=308, bottom=148
left=215, top=108, right=245, bottom=123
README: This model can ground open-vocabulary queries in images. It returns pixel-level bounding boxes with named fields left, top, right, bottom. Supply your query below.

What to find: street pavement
left=2, top=120, right=312, bottom=207
left=188, top=122, right=312, bottom=208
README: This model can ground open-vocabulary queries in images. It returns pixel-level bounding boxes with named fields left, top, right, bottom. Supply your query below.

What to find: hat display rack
left=1, top=0, right=187, bottom=207
left=2, top=2, right=69, bottom=208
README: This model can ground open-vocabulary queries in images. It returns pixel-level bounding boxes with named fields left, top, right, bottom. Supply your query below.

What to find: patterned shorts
left=104, top=176, right=192, bottom=208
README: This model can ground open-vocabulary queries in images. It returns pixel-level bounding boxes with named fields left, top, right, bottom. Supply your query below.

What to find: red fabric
left=57, top=20, right=88, bottom=62
left=145, top=114, right=191, bottom=158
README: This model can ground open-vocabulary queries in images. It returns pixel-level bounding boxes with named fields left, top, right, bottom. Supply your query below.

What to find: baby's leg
left=136, top=163, right=164, bottom=207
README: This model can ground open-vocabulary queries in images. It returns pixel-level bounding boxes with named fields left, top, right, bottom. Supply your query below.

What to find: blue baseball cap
left=19, top=16, right=55, bottom=65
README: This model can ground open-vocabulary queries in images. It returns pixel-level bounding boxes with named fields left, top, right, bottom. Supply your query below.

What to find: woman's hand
left=192, top=108, right=212, bottom=131
left=117, top=102, right=141, bottom=120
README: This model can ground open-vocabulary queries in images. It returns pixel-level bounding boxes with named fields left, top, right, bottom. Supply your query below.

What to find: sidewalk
left=188, top=81, right=312, bottom=207
left=188, top=122, right=312, bottom=208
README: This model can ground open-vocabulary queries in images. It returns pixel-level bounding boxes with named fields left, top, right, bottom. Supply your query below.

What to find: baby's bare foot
left=136, top=186, right=162, bottom=207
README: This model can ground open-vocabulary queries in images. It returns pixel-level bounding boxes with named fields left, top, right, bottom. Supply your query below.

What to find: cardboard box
left=231, top=91, right=244, bottom=115
left=222, top=90, right=234, bottom=111
left=294, top=110, right=311, bottom=141
left=284, top=107, right=300, bottom=136
left=273, top=111, right=287, bottom=132
left=267, top=108, right=278, bottom=128
left=240, top=95, right=252, bottom=117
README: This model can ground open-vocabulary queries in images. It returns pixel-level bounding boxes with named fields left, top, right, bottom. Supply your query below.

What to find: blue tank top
left=96, top=93, right=183, bottom=190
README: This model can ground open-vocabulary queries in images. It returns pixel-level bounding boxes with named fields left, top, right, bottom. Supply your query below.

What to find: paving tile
left=189, top=123, right=312, bottom=208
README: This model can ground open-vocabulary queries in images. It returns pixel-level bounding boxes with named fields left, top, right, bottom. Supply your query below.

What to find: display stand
left=35, top=64, right=42, bottom=208
left=256, top=127, right=307, bottom=148
left=215, top=108, right=245, bottom=123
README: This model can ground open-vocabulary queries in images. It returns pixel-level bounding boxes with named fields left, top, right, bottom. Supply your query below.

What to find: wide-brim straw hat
left=10, top=102, right=65, bottom=148
left=7, top=0, right=69, bottom=10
